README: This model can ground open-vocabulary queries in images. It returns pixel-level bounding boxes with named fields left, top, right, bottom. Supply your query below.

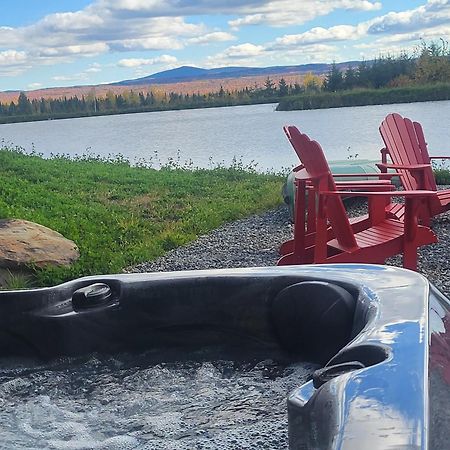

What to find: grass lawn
left=0, top=146, right=284, bottom=286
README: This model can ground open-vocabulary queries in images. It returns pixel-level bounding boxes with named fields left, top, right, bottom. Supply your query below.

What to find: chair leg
left=419, top=200, right=431, bottom=227
left=279, top=239, right=294, bottom=256
left=421, top=213, right=431, bottom=228
left=402, top=245, right=418, bottom=271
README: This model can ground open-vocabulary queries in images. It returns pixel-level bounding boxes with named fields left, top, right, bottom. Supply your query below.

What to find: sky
left=0, top=0, right=449, bottom=91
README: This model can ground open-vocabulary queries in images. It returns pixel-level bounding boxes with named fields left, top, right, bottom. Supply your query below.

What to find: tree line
left=0, top=76, right=318, bottom=123
left=322, top=40, right=450, bottom=92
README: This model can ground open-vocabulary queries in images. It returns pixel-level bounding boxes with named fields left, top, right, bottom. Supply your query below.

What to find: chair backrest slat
left=380, top=113, right=436, bottom=191
left=381, top=113, right=417, bottom=190
left=284, top=126, right=358, bottom=251
left=413, top=120, right=437, bottom=190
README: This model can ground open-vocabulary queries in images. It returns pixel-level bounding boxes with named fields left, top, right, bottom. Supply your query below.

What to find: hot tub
left=0, top=264, right=448, bottom=449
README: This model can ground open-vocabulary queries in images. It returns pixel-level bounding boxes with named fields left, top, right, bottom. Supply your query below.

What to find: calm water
left=0, top=352, right=315, bottom=450
left=1, top=101, right=449, bottom=172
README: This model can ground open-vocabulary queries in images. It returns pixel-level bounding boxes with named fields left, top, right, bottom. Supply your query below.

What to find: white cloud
left=0, top=3, right=205, bottom=72
left=0, top=50, right=30, bottom=76
left=0, top=0, right=448, bottom=85
left=348, top=0, right=450, bottom=58
left=264, top=1, right=450, bottom=58
left=38, top=43, right=109, bottom=57
left=103, top=0, right=381, bottom=23
left=206, top=41, right=337, bottom=67
left=0, top=50, right=27, bottom=66
left=52, top=75, right=83, bottom=82
left=38, top=11, right=105, bottom=32
left=367, top=0, right=450, bottom=35
left=27, top=82, right=42, bottom=89
left=205, top=42, right=266, bottom=66
left=188, top=32, right=236, bottom=45
left=118, top=54, right=177, bottom=67
left=50, top=63, right=107, bottom=83
left=221, top=43, right=265, bottom=58
left=100, top=0, right=274, bottom=17
left=271, top=25, right=362, bottom=49
left=86, top=63, right=102, bottom=73
left=229, top=0, right=382, bottom=29
left=113, top=36, right=184, bottom=51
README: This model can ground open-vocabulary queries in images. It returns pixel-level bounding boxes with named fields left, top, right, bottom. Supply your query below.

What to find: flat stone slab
left=0, top=219, right=79, bottom=268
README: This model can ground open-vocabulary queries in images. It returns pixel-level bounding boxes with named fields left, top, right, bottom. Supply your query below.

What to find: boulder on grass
left=0, top=219, right=79, bottom=268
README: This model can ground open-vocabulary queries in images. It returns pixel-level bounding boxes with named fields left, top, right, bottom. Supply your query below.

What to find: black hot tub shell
left=0, top=264, right=449, bottom=449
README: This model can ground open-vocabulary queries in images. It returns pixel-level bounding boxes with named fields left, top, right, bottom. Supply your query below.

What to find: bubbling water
left=0, top=351, right=316, bottom=450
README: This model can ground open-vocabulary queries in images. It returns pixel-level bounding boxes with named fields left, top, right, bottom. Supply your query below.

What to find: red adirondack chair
left=280, top=127, right=400, bottom=257
left=379, top=113, right=450, bottom=224
left=278, top=126, right=437, bottom=270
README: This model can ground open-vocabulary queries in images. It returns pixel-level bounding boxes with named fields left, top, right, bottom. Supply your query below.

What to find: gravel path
left=128, top=203, right=450, bottom=298
left=129, top=206, right=293, bottom=272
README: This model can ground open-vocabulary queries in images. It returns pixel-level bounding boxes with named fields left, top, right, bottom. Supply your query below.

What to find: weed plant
left=0, top=143, right=283, bottom=286
left=431, top=159, right=450, bottom=185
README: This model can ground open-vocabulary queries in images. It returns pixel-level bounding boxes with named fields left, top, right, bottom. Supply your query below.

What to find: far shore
left=1, top=83, right=449, bottom=125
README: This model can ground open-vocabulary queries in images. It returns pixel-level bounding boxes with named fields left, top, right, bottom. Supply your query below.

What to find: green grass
left=434, top=169, right=450, bottom=185
left=0, top=146, right=284, bottom=286
left=0, top=269, right=34, bottom=290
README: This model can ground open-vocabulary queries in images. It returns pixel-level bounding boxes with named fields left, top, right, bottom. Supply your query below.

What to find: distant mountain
left=0, top=60, right=362, bottom=104
left=112, top=62, right=360, bottom=87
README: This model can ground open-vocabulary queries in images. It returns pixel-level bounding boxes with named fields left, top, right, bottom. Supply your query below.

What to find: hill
left=0, top=61, right=358, bottom=104
left=113, top=62, right=356, bottom=86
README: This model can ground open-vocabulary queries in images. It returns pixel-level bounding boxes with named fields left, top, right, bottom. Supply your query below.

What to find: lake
left=1, top=101, right=449, bottom=172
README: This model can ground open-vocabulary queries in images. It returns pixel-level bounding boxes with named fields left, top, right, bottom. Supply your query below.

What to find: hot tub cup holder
left=72, top=283, right=118, bottom=311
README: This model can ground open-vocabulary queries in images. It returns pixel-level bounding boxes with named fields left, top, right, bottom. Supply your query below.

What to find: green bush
left=277, top=83, right=450, bottom=111
left=434, top=169, right=450, bottom=185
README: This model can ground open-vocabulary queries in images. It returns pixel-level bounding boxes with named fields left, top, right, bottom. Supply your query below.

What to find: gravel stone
left=129, top=206, right=293, bottom=272
left=127, top=201, right=450, bottom=298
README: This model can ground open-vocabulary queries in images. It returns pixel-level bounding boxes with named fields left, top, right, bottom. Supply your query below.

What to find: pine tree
left=323, top=63, right=343, bottom=92
left=343, top=66, right=358, bottom=90
left=17, top=92, right=32, bottom=115
left=278, top=78, right=288, bottom=96
left=264, top=77, right=275, bottom=96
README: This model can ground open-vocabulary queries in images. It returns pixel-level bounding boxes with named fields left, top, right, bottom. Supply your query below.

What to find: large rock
left=0, top=219, right=79, bottom=268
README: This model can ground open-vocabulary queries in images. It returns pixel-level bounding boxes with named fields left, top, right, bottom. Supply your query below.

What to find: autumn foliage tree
left=414, top=39, right=450, bottom=84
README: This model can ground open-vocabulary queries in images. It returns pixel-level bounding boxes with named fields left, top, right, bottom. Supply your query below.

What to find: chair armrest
left=429, top=156, right=450, bottom=160
left=376, top=163, right=431, bottom=171
left=333, top=173, right=397, bottom=178
left=336, top=183, right=395, bottom=192
left=335, top=181, right=393, bottom=186
left=294, top=170, right=325, bottom=181
left=319, top=190, right=436, bottom=198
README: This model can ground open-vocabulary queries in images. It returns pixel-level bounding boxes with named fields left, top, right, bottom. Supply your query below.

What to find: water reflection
left=342, top=396, right=420, bottom=449
left=0, top=101, right=449, bottom=172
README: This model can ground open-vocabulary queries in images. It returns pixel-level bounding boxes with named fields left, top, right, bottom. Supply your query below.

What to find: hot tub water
left=0, top=351, right=316, bottom=450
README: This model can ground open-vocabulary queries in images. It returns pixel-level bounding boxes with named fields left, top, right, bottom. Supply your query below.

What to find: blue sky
left=0, top=0, right=448, bottom=91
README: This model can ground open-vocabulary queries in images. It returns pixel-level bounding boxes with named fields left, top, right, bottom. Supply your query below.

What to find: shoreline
left=1, top=84, right=450, bottom=125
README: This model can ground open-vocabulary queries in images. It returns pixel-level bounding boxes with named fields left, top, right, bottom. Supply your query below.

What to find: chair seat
left=437, top=190, right=450, bottom=206
left=329, top=219, right=403, bottom=251
left=386, top=203, right=405, bottom=221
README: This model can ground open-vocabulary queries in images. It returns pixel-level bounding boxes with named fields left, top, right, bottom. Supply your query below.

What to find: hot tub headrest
left=271, top=281, right=356, bottom=365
